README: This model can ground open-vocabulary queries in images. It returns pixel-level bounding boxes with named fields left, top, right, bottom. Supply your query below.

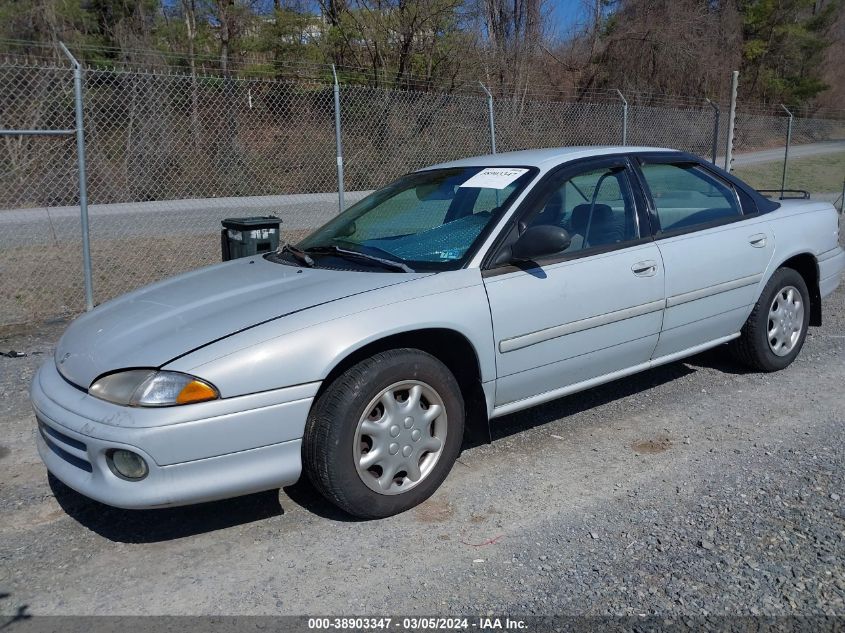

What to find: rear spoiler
left=756, top=189, right=810, bottom=200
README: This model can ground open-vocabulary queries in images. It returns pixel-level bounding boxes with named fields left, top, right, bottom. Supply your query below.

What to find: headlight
left=89, top=370, right=219, bottom=407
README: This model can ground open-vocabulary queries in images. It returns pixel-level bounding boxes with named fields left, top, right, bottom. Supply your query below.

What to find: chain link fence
left=2, top=58, right=844, bottom=327
left=0, top=62, right=85, bottom=325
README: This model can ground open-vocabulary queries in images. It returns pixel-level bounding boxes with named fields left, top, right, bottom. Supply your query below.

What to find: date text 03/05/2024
left=306, top=617, right=528, bottom=630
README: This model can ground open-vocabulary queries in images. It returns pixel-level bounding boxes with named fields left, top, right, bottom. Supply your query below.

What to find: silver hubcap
left=768, top=285, right=804, bottom=356
left=353, top=380, right=447, bottom=495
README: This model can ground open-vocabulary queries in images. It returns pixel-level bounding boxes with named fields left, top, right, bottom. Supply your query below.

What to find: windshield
left=296, top=166, right=536, bottom=271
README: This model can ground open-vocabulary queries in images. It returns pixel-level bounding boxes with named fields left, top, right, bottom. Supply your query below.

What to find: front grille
left=37, top=418, right=93, bottom=473
left=39, top=419, right=86, bottom=451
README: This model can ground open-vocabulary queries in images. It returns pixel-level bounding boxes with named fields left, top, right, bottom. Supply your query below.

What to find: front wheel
left=731, top=267, right=810, bottom=372
left=303, top=348, right=464, bottom=518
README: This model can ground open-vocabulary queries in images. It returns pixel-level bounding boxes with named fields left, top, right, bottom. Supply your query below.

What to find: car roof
left=424, top=146, right=678, bottom=171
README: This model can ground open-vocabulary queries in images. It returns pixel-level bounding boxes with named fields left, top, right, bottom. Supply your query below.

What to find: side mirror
left=510, top=225, right=571, bottom=262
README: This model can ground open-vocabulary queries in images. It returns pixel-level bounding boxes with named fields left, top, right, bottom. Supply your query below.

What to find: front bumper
left=31, top=360, right=319, bottom=509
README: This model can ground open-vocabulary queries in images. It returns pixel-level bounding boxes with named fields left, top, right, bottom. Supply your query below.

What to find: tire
left=303, top=348, right=465, bottom=519
left=731, top=267, right=810, bottom=372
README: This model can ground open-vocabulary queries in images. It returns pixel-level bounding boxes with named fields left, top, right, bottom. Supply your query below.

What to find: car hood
left=55, top=256, right=425, bottom=388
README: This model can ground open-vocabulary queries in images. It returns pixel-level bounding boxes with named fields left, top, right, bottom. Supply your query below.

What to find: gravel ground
left=0, top=284, right=843, bottom=618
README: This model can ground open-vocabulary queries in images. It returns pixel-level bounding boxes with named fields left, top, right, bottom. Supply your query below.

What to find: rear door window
left=639, top=163, right=742, bottom=232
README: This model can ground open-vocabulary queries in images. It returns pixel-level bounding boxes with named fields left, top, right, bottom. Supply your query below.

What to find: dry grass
left=0, top=228, right=314, bottom=327
left=733, top=151, right=845, bottom=193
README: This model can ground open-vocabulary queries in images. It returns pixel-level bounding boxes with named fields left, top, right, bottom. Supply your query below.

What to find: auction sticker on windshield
left=459, top=167, right=529, bottom=189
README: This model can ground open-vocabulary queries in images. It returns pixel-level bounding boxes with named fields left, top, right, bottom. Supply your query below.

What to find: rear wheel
left=303, top=348, right=464, bottom=518
left=731, top=267, right=810, bottom=371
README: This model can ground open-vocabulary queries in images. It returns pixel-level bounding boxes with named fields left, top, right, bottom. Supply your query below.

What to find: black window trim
left=449, top=164, right=541, bottom=269
left=631, top=151, right=767, bottom=241
left=481, top=154, right=655, bottom=276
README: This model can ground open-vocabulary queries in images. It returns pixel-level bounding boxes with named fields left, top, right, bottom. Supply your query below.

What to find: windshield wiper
left=278, top=243, right=315, bottom=267
left=304, top=245, right=414, bottom=273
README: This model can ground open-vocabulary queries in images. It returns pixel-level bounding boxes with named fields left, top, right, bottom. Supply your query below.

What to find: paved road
left=1, top=281, right=843, bottom=616
left=0, top=191, right=372, bottom=248
left=2, top=141, right=843, bottom=248
left=730, top=139, right=845, bottom=166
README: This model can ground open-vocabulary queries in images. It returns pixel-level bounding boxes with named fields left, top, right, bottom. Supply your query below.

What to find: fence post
left=331, top=65, right=345, bottom=214
left=725, top=70, right=739, bottom=172
left=615, top=89, right=628, bottom=146
left=58, top=42, right=94, bottom=312
left=837, top=177, right=845, bottom=213
left=780, top=104, right=794, bottom=199
left=705, top=98, right=720, bottom=165
left=840, top=177, right=845, bottom=213
left=479, top=82, right=496, bottom=154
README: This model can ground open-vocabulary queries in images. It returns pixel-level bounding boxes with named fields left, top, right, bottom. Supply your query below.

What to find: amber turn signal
left=176, top=379, right=219, bottom=404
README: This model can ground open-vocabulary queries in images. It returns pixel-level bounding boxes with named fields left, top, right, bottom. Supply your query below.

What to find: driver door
left=482, top=157, right=665, bottom=410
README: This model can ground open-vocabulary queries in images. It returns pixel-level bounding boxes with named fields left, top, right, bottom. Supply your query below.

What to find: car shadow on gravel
left=682, top=346, right=760, bottom=375
left=48, top=473, right=284, bottom=543
left=489, top=345, right=756, bottom=441
left=281, top=478, right=362, bottom=522
left=489, top=359, right=698, bottom=441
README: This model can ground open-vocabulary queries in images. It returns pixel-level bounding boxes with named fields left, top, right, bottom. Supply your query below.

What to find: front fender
left=164, top=269, right=496, bottom=398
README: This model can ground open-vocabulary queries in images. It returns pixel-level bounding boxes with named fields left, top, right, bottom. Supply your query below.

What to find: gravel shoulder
left=1, top=286, right=843, bottom=617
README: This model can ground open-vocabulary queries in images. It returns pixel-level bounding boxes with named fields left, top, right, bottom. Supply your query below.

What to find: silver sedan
left=32, top=146, right=845, bottom=518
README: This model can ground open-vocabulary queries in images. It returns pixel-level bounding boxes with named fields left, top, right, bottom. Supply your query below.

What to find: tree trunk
left=181, top=0, right=200, bottom=145
left=217, top=0, right=234, bottom=76
left=215, top=0, right=238, bottom=192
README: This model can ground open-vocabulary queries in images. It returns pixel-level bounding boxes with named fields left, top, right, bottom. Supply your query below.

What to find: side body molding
left=665, top=273, right=764, bottom=308
left=499, top=299, right=666, bottom=353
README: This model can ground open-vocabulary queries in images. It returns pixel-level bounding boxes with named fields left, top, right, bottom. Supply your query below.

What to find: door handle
left=748, top=233, right=767, bottom=248
left=631, top=260, right=658, bottom=277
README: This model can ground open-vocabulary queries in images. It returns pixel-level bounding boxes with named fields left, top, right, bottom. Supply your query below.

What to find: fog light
left=109, top=449, right=148, bottom=480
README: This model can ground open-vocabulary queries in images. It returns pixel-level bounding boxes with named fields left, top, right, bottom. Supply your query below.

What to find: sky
left=546, top=0, right=596, bottom=40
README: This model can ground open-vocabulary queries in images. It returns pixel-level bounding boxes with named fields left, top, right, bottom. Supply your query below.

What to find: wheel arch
left=774, top=252, right=821, bottom=326
left=316, top=328, right=492, bottom=446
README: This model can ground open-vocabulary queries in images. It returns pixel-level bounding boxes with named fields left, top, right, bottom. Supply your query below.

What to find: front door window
left=524, top=165, right=639, bottom=256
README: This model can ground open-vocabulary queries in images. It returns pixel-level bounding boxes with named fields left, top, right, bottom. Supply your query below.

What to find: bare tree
left=314, top=0, right=350, bottom=66
left=181, top=0, right=201, bottom=144
left=575, top=0, right=741, bottom=99
left=216, top=0, right=235, bottom=75
left=482, top=0, right=544, bottom=96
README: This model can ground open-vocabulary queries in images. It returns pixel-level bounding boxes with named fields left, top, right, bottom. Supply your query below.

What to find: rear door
left=634, top=156, right=775, bottom=359
left=482, top=156, right=665, bottom=409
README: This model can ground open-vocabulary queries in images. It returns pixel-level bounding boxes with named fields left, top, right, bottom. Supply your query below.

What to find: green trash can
left=221, top=216, right=282, bottom=261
